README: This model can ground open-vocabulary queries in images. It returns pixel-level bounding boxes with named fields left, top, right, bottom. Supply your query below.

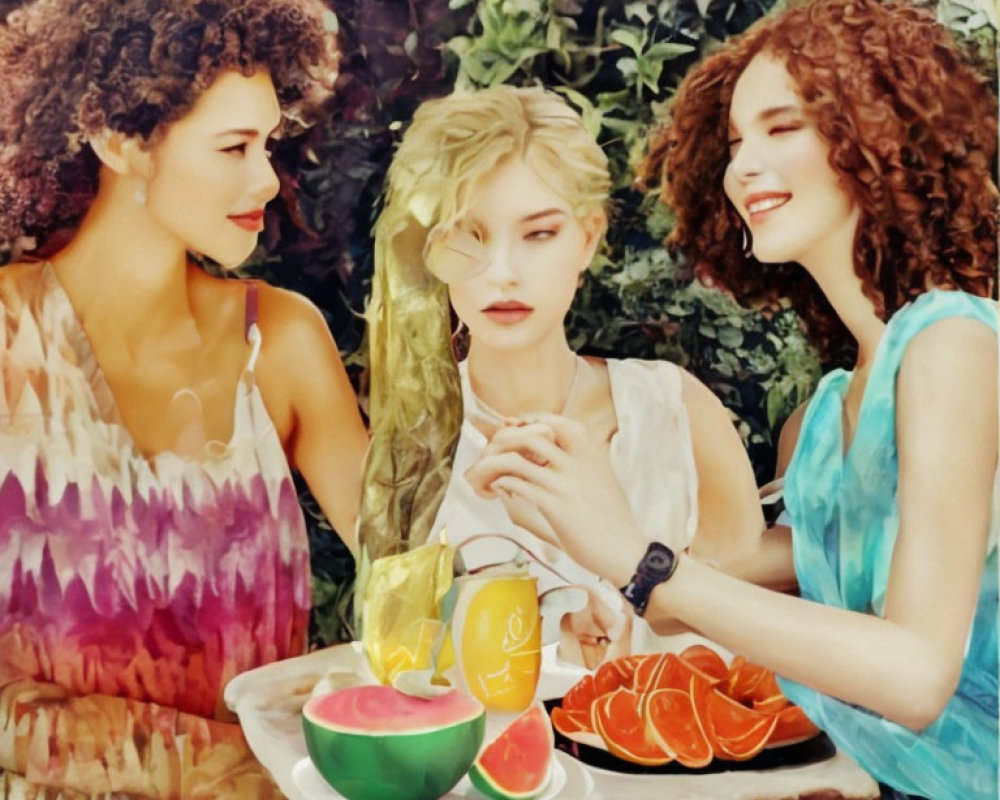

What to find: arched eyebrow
left=520, top=208, right=567, bottom=223
left=214, top=121, right=282, bottom=139
left=729, top=104, right=801, bottom=135
left=758, top=104, right=801, bottom=121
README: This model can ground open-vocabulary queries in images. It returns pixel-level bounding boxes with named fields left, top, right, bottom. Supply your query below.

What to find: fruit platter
left=547, top=644, right=833, bottom=774
left=226, top=640, right=880, bottom=800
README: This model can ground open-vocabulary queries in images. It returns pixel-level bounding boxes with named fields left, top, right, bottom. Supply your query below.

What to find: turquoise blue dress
left=780, top=290, right=998, bottom=800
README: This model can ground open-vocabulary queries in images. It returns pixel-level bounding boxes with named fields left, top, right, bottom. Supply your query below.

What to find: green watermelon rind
left=467, top=705, right=554, bottom=800
left=302, top=706, right=486, bottom=800
left=468, top=760, right=549, bottom=800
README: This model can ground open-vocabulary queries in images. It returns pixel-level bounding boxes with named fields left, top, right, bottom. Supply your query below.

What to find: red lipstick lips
left=482, top=300, right=533, bottom=324
left=744, top=192, right=790, bottom=225
left=228, top=209, right=265, bottom=232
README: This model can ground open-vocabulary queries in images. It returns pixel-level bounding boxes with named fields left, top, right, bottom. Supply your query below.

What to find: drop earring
left=134, top=180, right=147, bottom=207
left=741, top=222, right=753, bottom=258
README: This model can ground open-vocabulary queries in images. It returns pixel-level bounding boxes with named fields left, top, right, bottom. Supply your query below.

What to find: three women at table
left=0, top=0, right=368, bottom=795
left=480, top=1, right=997, bottom=798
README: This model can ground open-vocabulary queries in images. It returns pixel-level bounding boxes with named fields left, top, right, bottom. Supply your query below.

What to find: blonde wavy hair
left=359, top=84, right=611, bottom=562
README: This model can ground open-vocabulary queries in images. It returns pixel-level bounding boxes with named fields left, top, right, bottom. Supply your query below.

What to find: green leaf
left=624, top=1, right=655, bottom=24
left=609, top=27, right=644, bottom=53
left=645, top=41, right=696, bottom=60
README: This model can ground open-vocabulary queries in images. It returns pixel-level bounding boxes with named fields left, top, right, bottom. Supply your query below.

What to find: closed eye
left=769, top=123, right=802, bottom=135
left=221, top=142, right=248, bottom=155
left=526, top=228, right=559, bottom=241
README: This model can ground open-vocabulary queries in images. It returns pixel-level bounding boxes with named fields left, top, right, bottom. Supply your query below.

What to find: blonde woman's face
left=144, top=69, right=282, bottom=269
left=723, top=52, right=858, bottom=270
left=446, top=157, right=601, bottom=356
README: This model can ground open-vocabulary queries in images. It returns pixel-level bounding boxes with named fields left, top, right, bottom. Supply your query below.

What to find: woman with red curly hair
left=475, top=1, right=998, bottom=798
left=0, top=0, right=367, bottom=796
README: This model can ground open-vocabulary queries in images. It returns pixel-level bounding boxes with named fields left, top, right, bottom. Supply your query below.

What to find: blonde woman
left=361, top=85, right=778, bottom=666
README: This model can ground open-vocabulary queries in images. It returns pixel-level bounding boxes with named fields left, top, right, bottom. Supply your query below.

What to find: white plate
left=291, top=751, right=584, bottom=800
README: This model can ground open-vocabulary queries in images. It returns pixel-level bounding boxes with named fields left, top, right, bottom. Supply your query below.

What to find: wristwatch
left=619, top=542, right=678, bottom=617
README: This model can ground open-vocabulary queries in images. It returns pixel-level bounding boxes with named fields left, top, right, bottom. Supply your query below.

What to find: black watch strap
left=619, top=542, right=678, bottom=617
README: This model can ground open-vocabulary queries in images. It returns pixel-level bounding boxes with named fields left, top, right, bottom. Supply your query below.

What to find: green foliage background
left=250, top=0, right=995, bottom=647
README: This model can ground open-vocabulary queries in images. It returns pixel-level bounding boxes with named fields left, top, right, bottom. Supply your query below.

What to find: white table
left=225, top=642, right=880, bottom=800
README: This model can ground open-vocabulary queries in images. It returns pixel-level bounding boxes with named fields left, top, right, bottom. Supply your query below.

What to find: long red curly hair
left=640, top=0, right=997, bottom=355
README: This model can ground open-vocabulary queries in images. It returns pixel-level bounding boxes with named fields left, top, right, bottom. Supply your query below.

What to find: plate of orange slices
left=546, top=645, right=833, bottom=775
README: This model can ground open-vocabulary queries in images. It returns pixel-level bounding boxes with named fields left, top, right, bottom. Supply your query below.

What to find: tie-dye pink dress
left=0, top=263, right=310, bottom=798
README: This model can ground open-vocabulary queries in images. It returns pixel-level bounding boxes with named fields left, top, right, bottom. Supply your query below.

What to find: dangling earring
left=134, top=179, right=148, bottom=207
left=450, top=319, right=470, bottom=362
left=741, top=222, right=753, bottom=259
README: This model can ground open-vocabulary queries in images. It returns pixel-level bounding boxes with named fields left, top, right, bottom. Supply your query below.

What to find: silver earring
left=134, top=181, right=147, bottom=207
left=741, top=223, right=753, bottom=258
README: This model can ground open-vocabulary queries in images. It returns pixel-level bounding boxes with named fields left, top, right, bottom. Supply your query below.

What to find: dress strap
left=244, top=281, right=262, bottom=373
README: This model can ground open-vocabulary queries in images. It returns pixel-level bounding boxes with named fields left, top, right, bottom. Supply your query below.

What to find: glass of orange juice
left=447, top=564, right=541, bottom=713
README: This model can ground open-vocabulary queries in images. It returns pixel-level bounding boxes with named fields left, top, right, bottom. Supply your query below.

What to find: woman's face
left=445, top=156, right=601, bottom=355
left=144, top=69, right=281, bottom=268
left=723, top=52, right=859, bottom=270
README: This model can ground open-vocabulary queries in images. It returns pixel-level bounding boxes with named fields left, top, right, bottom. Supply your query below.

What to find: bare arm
left=505, top=319, right=997, bottom=730
left=255, top=285, right=369, bottom=554
left=775, top=401, right=808, bottom=478
left=680, top=370, right=766, bottom=568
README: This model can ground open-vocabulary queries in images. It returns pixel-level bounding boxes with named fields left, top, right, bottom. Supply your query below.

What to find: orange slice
left=592, top=688, right=672, bottom=766
left=646, top=681, right=713, bottom=768
left=678, top=644, right=729, bottom=683
left=767, top=704, right=820, bottom=747
left=551, top=706, right=594, bottom=737
left=705, top=689, right=778, bottom=760
left=594, top=655, right=644, bottom=695
left=562, top=673, right=598, bottom=712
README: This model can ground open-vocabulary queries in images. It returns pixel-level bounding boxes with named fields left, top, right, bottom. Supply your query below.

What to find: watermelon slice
left=469, top=705, right=553, bottom=800
left=302, top=685, right=485, bottom=800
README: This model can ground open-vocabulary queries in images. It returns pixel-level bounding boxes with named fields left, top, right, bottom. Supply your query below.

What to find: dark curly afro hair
left=640, top=0, right=997, bottom=356
left=0, top=0, right=339, bottom=259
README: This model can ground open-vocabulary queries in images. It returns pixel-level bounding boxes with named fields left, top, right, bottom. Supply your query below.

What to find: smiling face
left=143, top=69, right=282, bottom=269
left=445, top=156, right=602, bottom=356
left=723, top=52, right=859, bottom=271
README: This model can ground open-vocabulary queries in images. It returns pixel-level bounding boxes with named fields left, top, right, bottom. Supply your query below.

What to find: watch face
left=643, top=544, right=675, bottom=575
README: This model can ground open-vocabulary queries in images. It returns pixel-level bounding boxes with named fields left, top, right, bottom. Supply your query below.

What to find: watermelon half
left=302, top=685, right=485, bottom=800
left=469, top=705, right=554, bottom=800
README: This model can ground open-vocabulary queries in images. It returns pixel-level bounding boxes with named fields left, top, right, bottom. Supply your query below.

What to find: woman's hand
left=464, top=413, right=648, bottom=588
left=557, top=584, right=634, bottom=670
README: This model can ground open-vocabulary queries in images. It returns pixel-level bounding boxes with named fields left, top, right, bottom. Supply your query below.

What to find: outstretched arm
left=679, top=370, right=787, bottom=584
left=255, top=285, right=369, bottom=554
left=473, top=319, right=997, bottom=729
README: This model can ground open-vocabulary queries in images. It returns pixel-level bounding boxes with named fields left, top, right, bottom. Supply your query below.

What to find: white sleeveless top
left=432, top=358, right=700, bottom=651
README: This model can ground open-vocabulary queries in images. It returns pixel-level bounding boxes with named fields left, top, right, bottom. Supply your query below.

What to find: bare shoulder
left=895, top=315, right=997, bottom=446
left=255, top=281, right=332, bottom=343
left=252, top=283, right=346, bottom=396
left=900, top=314, right=997, bottom=381
left=678, top=367, right=733, bottom=427
left=0, top=260, right=49, bottom=306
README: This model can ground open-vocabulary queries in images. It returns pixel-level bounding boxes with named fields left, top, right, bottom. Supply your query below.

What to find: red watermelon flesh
left=304, top=684, right=482, bottom=733
left=469, top=705, right=554, bottom=800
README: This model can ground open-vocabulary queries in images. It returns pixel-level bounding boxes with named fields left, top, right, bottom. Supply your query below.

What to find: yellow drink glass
left=450, top=566, right=541, bottom=713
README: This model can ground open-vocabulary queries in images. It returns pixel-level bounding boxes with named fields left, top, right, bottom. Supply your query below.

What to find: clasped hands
left=464, top=413, right=650, bottom=667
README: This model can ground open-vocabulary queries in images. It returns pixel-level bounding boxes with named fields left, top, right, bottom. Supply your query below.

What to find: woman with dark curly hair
left=474, top=1, right=998, bottom=798
left=0, top=0, right=367, bottom=796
